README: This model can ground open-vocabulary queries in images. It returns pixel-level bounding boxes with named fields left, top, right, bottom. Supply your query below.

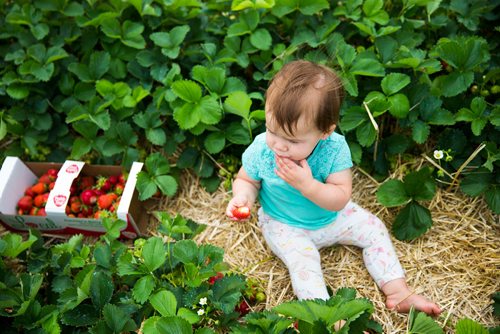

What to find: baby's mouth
left=275, top=154, right=300, bottom=165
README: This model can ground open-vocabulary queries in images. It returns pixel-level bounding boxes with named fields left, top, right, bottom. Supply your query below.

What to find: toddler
left=226, top=60, right=441, bottom=316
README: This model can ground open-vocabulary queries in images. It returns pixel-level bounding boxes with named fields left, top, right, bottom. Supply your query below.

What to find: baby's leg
left=315, top=201, right=441, bottom=315
left=258, top=210, right=329, bottom=300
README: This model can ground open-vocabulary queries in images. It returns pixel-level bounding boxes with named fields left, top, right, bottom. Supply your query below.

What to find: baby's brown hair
left=266, top=60, right=345, bottom=136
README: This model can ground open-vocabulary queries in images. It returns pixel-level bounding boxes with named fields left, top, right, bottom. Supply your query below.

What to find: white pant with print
left=257, top=201, right=405, bottom=300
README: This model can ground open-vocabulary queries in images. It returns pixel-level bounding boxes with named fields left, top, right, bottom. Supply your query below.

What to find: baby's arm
left=226, top=167, right=261, bottom=220
left=301, top=168, right=352, bottom=211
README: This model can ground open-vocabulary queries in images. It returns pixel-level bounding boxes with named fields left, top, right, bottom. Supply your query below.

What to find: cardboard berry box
left=0, top=156, right=149, bottom=239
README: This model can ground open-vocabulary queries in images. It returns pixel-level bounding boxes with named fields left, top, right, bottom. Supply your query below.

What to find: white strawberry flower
left=197, top=309, right=205, bottom=316
left=433, top=150, right=444, bottom=160
left=199, top=297, right=207, bottom=306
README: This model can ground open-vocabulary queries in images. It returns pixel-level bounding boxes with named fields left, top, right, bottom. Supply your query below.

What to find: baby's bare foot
left=386, top=291, right=442, bottom=316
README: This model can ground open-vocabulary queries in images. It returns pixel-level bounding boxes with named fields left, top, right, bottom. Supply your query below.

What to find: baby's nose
left=274, top=141, right=288, bottom=152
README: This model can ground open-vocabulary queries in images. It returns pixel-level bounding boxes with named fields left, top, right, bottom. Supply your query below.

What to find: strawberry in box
left=0, top=157, right=148, bottom=239
left=16, top=169, right=60, bottom=216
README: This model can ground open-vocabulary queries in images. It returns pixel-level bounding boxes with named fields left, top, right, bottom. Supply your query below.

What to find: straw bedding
left=154, top=166, right=499, bottom=334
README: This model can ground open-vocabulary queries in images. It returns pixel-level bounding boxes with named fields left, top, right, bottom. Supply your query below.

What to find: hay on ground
left=156, top=166, right=499, bottom=334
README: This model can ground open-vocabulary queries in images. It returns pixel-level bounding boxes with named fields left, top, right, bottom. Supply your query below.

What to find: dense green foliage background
left=0, top=0, right=499, bottom=231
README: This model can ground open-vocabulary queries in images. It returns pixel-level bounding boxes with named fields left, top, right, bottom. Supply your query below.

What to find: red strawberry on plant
left=235, top=300, right=250, bottom=316
left=17, top=196, right=33, bottom=211
left=208, top=272, right=224, bottom=285
left=232, top=206, right=251, bottom=220
left=80, top=189, right=97, bottom=206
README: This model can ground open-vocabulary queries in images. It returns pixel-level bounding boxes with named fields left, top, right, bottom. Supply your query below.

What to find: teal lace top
left=242, top=132, right=353, bottom=230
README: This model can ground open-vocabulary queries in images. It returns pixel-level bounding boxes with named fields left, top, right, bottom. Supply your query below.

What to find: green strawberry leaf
left=149, top=290, right=177, bottom=317
left=455, top=318, right=489, bottom=334
left=210, top=275, right=246, bottom=314
left=412, top=120, right=430, bottom=144
left=61, top=304, right=100, bottom=327
left=1, top=231, right=37, bottom=258
left=407, top=308, right=443, bottom=333
left=173, top=239, right=198, bottom=264
left=90, top=271, right=114, bottom=311
left=381, top=73, right=411, bottom=96
left=250, top=28, right=272, bottom=50
left=132, top=275, right=156, bottom=304
left=392, top=201, right=433, bottom=241
left=403, top=168, right=435, bottom=202
left=172, top=80, right=202, bottom=103
left=204, top=132, right=226, bottom=154
left=376, top=179, right=409, bottom=207
left=388, top=93, right=410, bottom=118
left=224, top=91, right=252, bottom=119
left=460, top=169, right=492, bottom=196
left=142, top=237, right=167, bottom=272
left=142, top=316, right=192, bottom=334
left=103, top=303, right=129, bottom=333
left=155, top=175, right=178, bottom=197
left=484, top=186, right=500, bottom=214
left=122, top=20, right=146, bottom=49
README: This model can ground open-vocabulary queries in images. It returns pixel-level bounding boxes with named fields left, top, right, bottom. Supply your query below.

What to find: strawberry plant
left=376, top=167, right=436, bottom=241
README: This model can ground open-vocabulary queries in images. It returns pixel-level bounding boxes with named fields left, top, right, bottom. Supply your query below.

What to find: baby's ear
left=321, top=124, right=336, bottom=139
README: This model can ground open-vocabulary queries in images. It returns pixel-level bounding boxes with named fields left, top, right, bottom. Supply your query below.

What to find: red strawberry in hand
left=232, top=206, right=251, bottom=220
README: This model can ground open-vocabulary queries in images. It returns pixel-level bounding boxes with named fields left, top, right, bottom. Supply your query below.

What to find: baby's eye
left=288, top=139, right=299, bottom=144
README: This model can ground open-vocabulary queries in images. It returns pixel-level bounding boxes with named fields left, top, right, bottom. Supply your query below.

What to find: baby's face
left=265, top=115, right=330, bottom=162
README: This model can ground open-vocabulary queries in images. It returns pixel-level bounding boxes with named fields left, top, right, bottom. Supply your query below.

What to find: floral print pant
left=257, top=201, right=405, bottom=300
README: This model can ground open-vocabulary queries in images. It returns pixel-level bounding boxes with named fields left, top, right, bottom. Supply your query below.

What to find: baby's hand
left=275, top=156, right=313, bottom=192
left=226, top=196, right=252, bottom=221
